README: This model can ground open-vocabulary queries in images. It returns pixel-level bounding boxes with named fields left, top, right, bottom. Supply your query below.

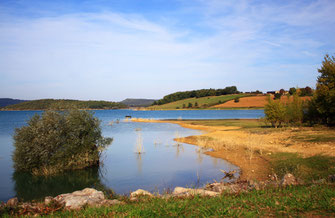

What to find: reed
left=135, top=131, right=144, bottom=154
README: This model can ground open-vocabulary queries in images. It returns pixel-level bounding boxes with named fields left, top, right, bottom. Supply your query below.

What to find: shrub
left=285, top=94, right=304, bottom=125
left=264, top=97, right=286, bottom=128
left=12, top=110, right=112, bottom=175
left=234, top=97, right=240, bottom=103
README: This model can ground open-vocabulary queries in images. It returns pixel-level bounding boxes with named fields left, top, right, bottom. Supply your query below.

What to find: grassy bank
left=2, top=184, right=334, bottom=217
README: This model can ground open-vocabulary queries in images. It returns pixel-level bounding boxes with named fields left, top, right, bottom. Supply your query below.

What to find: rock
left=329, top=174, right=335, bottom=183
left=44, top=196, right=53, bottom=205
left=281, top=173, right=298, bottom=186
left=172, top=187, right=219, bottom=197
left=7, top=197, right=18, bottom=207
left=53, top=188, right=119, bottom=210
left=248, top=180, right=260, bottom=190
left=130, top=189, right=154, bottom=198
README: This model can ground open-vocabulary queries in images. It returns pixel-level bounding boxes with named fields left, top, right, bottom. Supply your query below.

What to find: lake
left=0, top=109, right=264, bottom=202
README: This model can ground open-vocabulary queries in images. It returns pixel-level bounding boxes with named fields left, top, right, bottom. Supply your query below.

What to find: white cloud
left=0, top=0, right=334, bottom=100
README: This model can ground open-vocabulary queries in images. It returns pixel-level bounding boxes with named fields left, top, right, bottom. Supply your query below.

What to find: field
left=213, top=95, right=311, bottom=108
left=147, top=94, right=249, bottom=110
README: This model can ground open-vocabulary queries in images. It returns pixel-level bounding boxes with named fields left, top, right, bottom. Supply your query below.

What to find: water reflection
left=135, top=153, right=143, bottom=173
left=12, top=167, right=110, bottom=201
left=173, top=143, right=184, bottom=158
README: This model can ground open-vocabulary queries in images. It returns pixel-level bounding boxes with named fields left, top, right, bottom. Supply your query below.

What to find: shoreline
left=131, top=118, right=335, bottom=181
left=131, top=118, right=270, bottom=181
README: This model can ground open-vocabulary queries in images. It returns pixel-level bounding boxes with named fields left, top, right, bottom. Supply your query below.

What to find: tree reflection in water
left=12, top=167, right=113, bottom=201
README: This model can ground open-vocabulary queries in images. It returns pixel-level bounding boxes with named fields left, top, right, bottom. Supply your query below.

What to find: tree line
left=2, top=99, right=127, bottom=110
left=152, top=86, right=239, bottom=105
left=265, top=54, right=335, bottom=127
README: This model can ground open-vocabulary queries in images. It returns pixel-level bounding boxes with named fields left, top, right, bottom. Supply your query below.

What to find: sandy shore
left=131, top=118, right=335, bottom=181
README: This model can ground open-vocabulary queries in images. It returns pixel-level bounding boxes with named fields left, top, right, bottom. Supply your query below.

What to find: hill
left=213, top=95, right=311, bottom=109
left=0, top=98, right=28, bottom=108
left=148, top=94, right=249, bottom=110
left=120, top=98, right=157, bottom=107
left=152, top=86, right=239, bottom=106
left=2, top=99, right=127, bottom=110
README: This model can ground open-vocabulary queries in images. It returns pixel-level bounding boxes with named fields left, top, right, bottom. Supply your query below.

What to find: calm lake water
left=0, top=109, right=264, bottom=202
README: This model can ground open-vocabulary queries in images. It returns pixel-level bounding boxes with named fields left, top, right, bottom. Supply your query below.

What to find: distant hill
left=2, top=99, right=127, bottom=110
left=0, top=98, right=28, bottom=108
left=120, top=98, right=157, bottom=107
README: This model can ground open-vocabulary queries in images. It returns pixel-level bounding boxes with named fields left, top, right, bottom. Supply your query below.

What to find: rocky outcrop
left=53, top=188, right=122, bottom=210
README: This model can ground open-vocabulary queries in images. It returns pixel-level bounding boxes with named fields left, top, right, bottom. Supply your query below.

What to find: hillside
left=148, top=94, right=249, bottom=110
left=120, top=98, right=157, bottom=107
left=2, top=99, right=127, bottom=110
left=213, top=95, right=312, bottom=109
left=0, top=98, right=28, bottom=108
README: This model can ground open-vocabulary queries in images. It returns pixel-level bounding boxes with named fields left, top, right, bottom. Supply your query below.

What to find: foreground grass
left=3, top=184, right=332, bottom=217
left=148, top=94, right=250, bottom=110
left=270, top=153, right=335, bottom=182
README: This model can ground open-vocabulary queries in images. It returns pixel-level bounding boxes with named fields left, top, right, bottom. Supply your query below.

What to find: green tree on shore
left=312, top=54, right=335, bottom=126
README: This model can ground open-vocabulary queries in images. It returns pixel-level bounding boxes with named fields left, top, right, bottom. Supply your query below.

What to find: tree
left=274, top=93, right=282, bottom=100
left=286, top=93, right=304, bottom=125
left=279, top=89, right=286, bottom=95
left=188, top=102, right=193, bottom=108
left=194, top=102, right=198, bottom=107
left=234, top=97, right=240, bottom=103
left=289, top=87, right=296, bottom=95
left=13, top=110, right=112, bottom=175
left=312, top=54, right=335, bottom=126
left=264, top=97, right=286, bottom=128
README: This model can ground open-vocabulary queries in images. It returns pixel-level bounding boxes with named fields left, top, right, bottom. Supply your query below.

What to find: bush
left=12, top=110, right=112, bottom=175
left=285, top=94, right=304, bottom=125
left=234, top=97, right=240, bottom=103
left=264, top=97, right=286, bottom=128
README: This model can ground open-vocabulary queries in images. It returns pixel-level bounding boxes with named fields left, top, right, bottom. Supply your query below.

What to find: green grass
left=148, top=94, right=250, bottom=110
left=291, top=133, right=335, bottom=143
left=270, top=153, right=335, bottom=182
left=4, top=184, right=334, bottom=217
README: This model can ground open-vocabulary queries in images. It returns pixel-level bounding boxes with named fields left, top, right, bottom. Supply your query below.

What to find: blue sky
left=0, top=0, right=334, bottom=101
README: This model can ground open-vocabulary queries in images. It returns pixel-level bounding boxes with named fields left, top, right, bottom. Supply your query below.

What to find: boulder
left=172, top=187, right=219, bottom=197
left=281, top=173, right=298, bottom=186
left=328, top=174, right=335, bottom=183
left=44, top=196, right=53, bottom=205
left=6, top=197, right=18, bottom=207
left=53, top=188, right=121, bottom=210
left=130, top=189, right=154, bottom=198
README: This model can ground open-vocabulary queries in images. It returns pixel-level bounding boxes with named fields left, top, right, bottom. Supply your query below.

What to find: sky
left=0, top=0, right=334, bottom=101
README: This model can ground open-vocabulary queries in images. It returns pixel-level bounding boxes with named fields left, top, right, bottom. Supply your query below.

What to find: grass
left=180, top=119, right=263, bottom=129
left=148, top=94, right=250, bottom=110
left=269, top=153, right=335, bottom=182
left=291, top=133, right=335, bottom=143
left=4, top=184, right=334, bottom=217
